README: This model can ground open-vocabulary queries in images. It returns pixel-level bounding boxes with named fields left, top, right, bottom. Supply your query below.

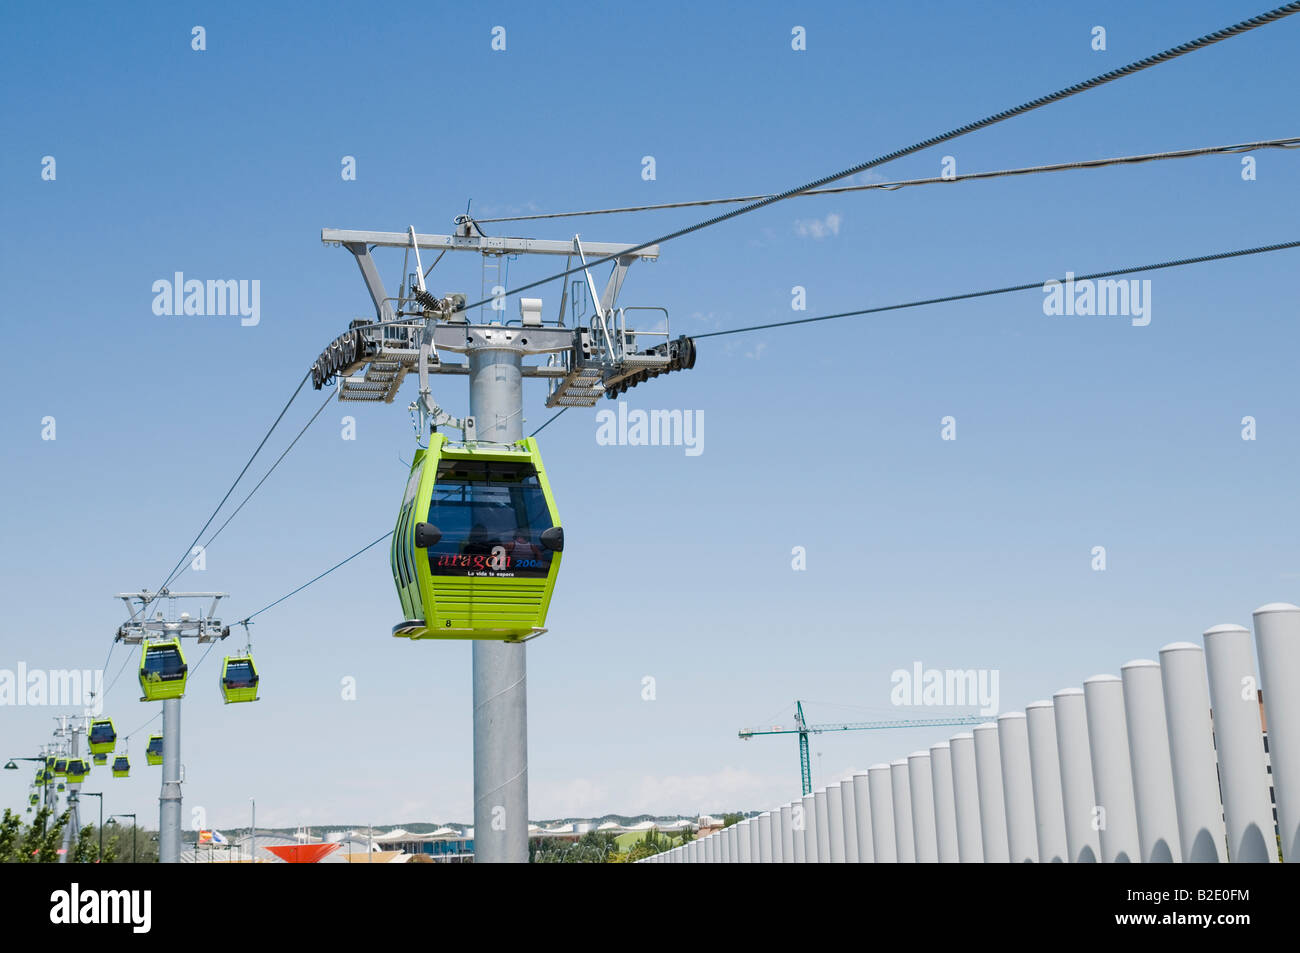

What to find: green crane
left=738, top=700, right=987, bottom=796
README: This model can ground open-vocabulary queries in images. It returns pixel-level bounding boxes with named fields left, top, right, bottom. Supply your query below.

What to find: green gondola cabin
left=88, top=718, right=117, bottom=755
left=391, top=435, right=563, bottom=642
left=139, top=639, right=188, bottom=701
left=219, top=655, right=259, bottom=704
left=112, top=756, right=130, bottom=778
left=146, top=734, right=163, bottom=766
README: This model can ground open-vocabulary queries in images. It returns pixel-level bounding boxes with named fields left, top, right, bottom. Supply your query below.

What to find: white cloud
left=794, top=212, right=842, bottom=240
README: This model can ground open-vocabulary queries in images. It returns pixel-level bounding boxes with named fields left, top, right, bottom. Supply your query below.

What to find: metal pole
left=1203, top=623, right=1277, bottom=862
left=1024, top=701, right=1068, bottom=863
left=997, top=713, right=1039, bottom=863
left=159, top=697, right=182, bottom=864
left=851, top=771, right=874, bottom=863
left=889, top=759, right=915, bottom=863
left=824, top=783, right=845, bottom=863
left=928, top=743, right=959, bottom=863
left=468, top=347, right=529, bottom=864
left=839, top=776, right=859, bottom=863
left=867, top=763, right=896, bottom=862
left=1253, top=603, right=1300, bottom=862
left=907, top=751, right=938, bottom=863
left=1120, top=659, right=1181, bottom=862
left=948, top=733, right=983, bottom=863
left=60, top=724, right=81, bottom=864
left=98, top=796, right=103, bottom=863
left=971, top=722, right=1009, bottom=862
left=250, top=798, right=255, bottom=863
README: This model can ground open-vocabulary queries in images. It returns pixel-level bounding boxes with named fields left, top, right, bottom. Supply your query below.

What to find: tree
left=530, top=830, right=618, bottom=863
left=0, top=808, right=72, bottom=863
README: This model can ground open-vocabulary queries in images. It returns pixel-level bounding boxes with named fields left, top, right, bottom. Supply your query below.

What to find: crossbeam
left=321, top=228, right=659, bottom=260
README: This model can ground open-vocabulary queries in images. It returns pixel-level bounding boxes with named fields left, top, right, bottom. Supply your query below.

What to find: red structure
left=263, top=843, right=341, bottom=864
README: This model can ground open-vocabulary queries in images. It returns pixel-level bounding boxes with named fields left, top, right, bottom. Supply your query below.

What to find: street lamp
left=108, top=814, right=138, bottom=863
left=76, top=792, right=105, bottom=863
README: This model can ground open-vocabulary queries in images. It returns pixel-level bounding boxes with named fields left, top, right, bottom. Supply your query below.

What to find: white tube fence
left=644, top=601, right=1295, bottom=863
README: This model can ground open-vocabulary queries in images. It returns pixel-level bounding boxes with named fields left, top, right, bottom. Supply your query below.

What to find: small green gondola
left=391, top=435, right=564, bottom=642
left=219, top=655, right=260, bottom=704
left=112, top=755, right=130, bottom=778
left=138, top=639, right=188, bottom=701
left=29, top=793, right=38, bottom=806
left=53, top=757, right=68, bottom=776
left=92, top=753, right=107, bottom=766
left=65, top=758, right=88, bottom=783
left=88, top=718, right=117, bottom=755
left=146, top=734, right=163, bottom=766
left=57, top=782, right=65, bottom=792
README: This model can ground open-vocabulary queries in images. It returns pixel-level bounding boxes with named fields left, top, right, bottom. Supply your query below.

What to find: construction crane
left=738, top=700, right=986, bottom=796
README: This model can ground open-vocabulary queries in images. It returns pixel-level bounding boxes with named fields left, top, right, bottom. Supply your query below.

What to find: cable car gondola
left=391, top=435, right=564, bottom=642
left=219, top=655, right=259, bottom=704
left=53, top=757, right=68, bottom=777
left=146, top=734, right=163, bottom=766
left=112, top=756, right=130, bottom=778
left=28, top=793, right=38, bottom=806
left=65, top=758, right=88, bottom=783
left=56, top=783, right=65, bottom=792
left=88, top=718, right=117, bottom=754
left=92, top=753, right=107, bottom=766
left=138, top=639, right=188, bottom=701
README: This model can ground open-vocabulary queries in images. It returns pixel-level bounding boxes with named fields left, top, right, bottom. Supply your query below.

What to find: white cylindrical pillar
left=867, top=764, right=896, bottom=862
left=722, top=825, right=733, bottom=863
left=750, top=812, right=762, bottom=863
left=929, top=742, right=960, bottom=863
left=791, top=799, right=806, bottom=863
left=1054, top=688, right=1101, bottom=863
left=1158, top=642, right=1225, bottom=862
left=739, top=819, right=753, bottom=863
left=779, top=803, right=793, bottom=863
left=814, top=788, right=830, bottom=863
left=825, top=783, right=846, bottom=862
left=1204, top=623, right=1277, bottom=862
left=801, top=793, right=817, bottom=863
left=997, top=712, right=1039, bottom=863
left=889, top=759, right=915, bottom=863
left=1024, top=700, right=1068, bottom=863
left=1083, top=674, right=1141, bottom=863
left=972, top=722, right=1010, bottom=862
left=758, top=812, right=773, bottom=863
left=851, top=771, right=874, bottom=862
left=949, top=732, right=984, bottom=863
left=839, top=777, right=859, bottom=863
left=1120, top=659, right=1181, bottom=862
left=1253, top=603, right=1300, bottom=862
left=908, top=751, right=938, bottom=863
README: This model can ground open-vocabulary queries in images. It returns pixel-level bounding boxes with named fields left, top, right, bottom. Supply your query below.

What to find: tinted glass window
left=425, top=459, right=554, bottom=579
left=224, top=661, right=256, bottom=687
left=90, top=724, right=115, bottom=743
left=143, top=646, right=184, bottom=679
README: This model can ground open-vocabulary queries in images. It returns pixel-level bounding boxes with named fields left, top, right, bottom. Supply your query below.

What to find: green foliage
left=721, top=813, right=744, bottom=828
left=71, top=824, right=97, bottom=863
left=530, top=830, right=619, bottom=864
left=0, top=807, right=71, bottom=863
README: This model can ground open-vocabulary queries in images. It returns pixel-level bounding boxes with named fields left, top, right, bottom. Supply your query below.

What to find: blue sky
left=2, top=1, right=1299, bottom=830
